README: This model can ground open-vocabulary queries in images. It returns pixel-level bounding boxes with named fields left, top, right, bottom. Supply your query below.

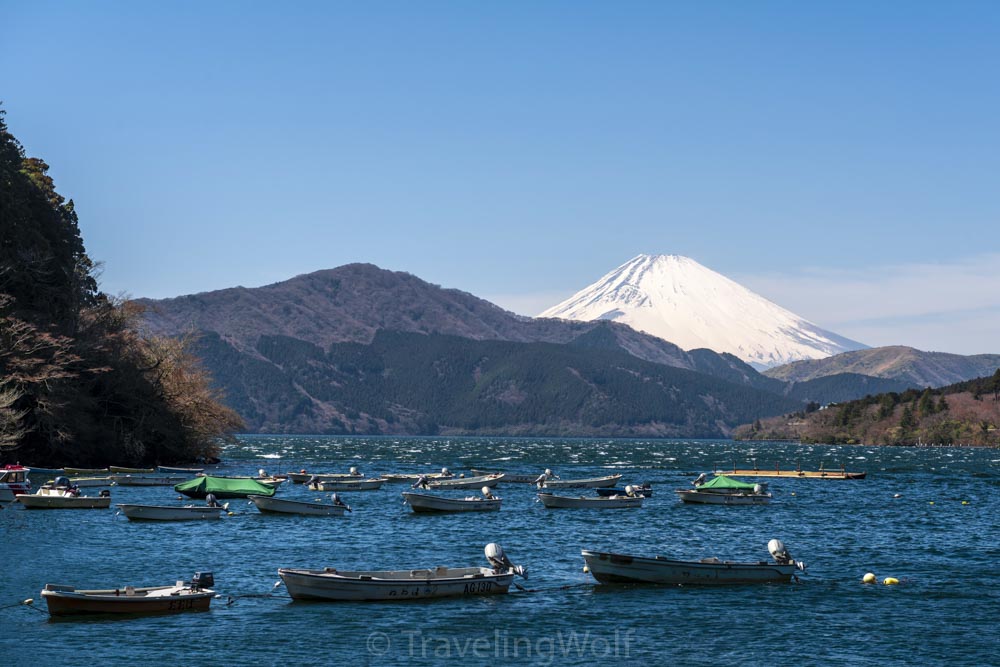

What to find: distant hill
left=735, top=371, right=1000, bottom=446
left=764, top=346, right=1000, bottom=388
left=196, top=329, right=804, bottom=436
left=139, top=263, right=917, bottom=435
left=140, top=263, right=787, bottom=389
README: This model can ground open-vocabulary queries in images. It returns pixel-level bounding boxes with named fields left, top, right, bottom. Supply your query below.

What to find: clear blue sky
left=4, top=2, right=999, bottom=354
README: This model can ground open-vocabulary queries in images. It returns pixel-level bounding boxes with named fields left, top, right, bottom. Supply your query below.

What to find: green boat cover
left=698, top=475, right=759, bottom=491
left=174, top=476, right=276, bottom=498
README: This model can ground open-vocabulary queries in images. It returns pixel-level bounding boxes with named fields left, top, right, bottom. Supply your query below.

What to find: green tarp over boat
left=699, top=475, right=759, bottom=491
left=174, top=476, right=276, bottom=499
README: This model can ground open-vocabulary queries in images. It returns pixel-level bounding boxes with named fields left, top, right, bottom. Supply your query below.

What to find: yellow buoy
left=883, top=577, right=899, bottom=585
left=928, top=501, right=934, bottom=505
left=227, top=511, right=235, bottom=516
left=22, top=598, right=34, bottom=605
left=962, top=501, right=969, bottom=505
left=862, top=573, right=876, bottom=584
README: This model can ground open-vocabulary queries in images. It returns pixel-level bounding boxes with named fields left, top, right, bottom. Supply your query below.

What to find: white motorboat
left=539, top=474, right=622, bottom=489
left=402, top=491, right=501, bottom=513
left=249, top=494, right=350, bottom=516
left=117, top=504, right=226, bottom=521
left=45, top=476, right=113, bottom=488
left=581, top=539, right=806, bottom=585
left=537, top=492, right=642, bottom=509
left=16, top=486, right=111, bottom=509
left=419, top=474, right=503, bottom=490
left=470, top=469, right=539, bottom=483
left=310, top=478, right=385, bottom=492
left=286, top=468, right=363, bottom=484
left=380, top=468, right=455, bottom=483
left=278, top=543, right=525, bottom=601
left=158, top=466, right=205, bottom=474
left=0, top=464, right=31, bottom=502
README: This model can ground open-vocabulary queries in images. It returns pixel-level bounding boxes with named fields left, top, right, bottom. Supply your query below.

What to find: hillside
left=765, top=346, right=1000, bottom=387
left=195, top=329, right=805, bottom=436
left=735, top=371, right=1000, bottom=446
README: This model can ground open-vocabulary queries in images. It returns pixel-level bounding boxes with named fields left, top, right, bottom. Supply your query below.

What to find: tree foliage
left=0, top=108, right=242, bottom=464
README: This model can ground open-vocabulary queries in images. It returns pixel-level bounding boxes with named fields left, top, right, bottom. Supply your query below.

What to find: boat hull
left=537, top=493, right=642, bottom=509
left=402, top=492, right=501, bottom=513
left=41, top=584, right=214, bottom=616
left=249, top=495, right=347, bottom=516
left=595, top=486, right=652, bottom=497
left=582, top=550, right=798, bottom=585
left=675, top=490, right=771, bottom=505
left=109, top=466, right=156, bottom=474
left=112, top=475, right=189, bottom=486
left=278, top=566, right=513, bottom=601
left=117, top=504, right=224, bottom=521
left=17, top=493, right=111, bottom=509
left=424, top=474, right=503, bottom=490
left=470, top=470, right=538, bottom=483
left=312, top=479, right=384, bottom=491
left=286, top=472, right=363, bottom=484
left=719, top=468, right=866, bottom=480
left=541, top=474, right=622, bottom=489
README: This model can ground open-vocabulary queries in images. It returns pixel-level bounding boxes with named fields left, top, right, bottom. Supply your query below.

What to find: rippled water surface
left=3, top=436, right=999, bottom=666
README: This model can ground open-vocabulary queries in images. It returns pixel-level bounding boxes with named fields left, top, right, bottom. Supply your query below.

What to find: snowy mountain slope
left=538, top=254, right=867, bottom=369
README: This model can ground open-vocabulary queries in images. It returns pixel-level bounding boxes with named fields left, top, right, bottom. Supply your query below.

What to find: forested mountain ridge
left=735, top=370, right=1000, bottom=446
left=197, top=329, right=805, bottom=436
left=0, top=110, right=241, bottom=465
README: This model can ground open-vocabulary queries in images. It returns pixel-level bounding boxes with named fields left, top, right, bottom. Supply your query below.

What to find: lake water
left=2, top=436, right=998, bottom=666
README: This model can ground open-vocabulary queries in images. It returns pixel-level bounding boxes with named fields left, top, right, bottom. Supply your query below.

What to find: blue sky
left=4, top=2, right=999, bottom=354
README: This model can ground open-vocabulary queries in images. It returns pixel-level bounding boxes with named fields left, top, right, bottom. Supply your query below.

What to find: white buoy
left=862, top=573, right=876, bottom=584
left=583, top=565, right=590, bottom=573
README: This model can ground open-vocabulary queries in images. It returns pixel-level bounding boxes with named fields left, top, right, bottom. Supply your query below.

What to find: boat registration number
left=168, top=598, right=196, bottom=610
left=463, top=581, right=493, bottom=594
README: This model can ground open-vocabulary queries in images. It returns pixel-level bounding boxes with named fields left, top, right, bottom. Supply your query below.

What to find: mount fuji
left=538, top=254, right=867, bottom=369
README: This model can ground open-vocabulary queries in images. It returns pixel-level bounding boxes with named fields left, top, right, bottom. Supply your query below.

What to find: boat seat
left=125, top=586, right=136, bottom=596
left=410, top=569, right=435, bottom=578
left=435, top=566, right=449, bottom=575
left=700, top=558, right=722, bottom=564
left=324, top=567, right=338, bottom=573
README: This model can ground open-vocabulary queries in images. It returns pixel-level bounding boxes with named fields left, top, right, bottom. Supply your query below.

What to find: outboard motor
left=484, top=543, right=527, bottom=578
left=191, top=572, right=214, bottom=589
left=99, top=489, right=111, bottom=498
left=768, top=539, right=806, bottom=571
left=693, top=473, right=708, bottom=487
left=54, top=475, right=71, bottom=488
left=206, top=493, right=219, bottom=507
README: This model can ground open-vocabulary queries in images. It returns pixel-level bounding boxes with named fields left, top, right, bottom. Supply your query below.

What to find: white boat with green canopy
left=675, top=474, right=771, bottom=505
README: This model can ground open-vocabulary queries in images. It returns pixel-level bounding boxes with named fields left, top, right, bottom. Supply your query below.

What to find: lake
left=2, top=436, right=998, bottom=666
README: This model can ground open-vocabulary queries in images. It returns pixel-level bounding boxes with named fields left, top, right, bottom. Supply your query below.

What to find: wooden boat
left=41, top=572, right=216, bottom=616
left=0, top=465, right=32, bottom=501
left=717, top=465, right=866, bottom=480
left=595, top=484, right=652, bottom=497
left=174, top=476, right=276, bottom=499
left=278, top=543, right=524, bottom=601
left=16, top=487, right=111, bottom=509
left=286, top=469, right=363, bottom=484
left=109, top=466, right=156, bottom=474
left=158, top=466, right=205, bottom=474
left=422, top=474, right=503, bottom=490
left=63, top=467, right=110, bottom=475
left=249, top=494, right=349, bottom=516
left=675, top=475, right=771, bottom=505
left=402, top=492, right=502, bottom=513
left=111, top=474, right=190, bottom=486
left=540, top=474, right=622, bottom=489
left=470, top=469, right=539, bottom=483
left=537, top=492, right=642, bottom=509
left=582, top=540, right=806, bottom=585
left=117, top=504, right=226, bottom=521
left=310, top=478, right=384, bottom=492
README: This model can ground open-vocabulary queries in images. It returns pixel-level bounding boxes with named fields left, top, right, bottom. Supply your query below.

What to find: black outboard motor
left=191, top=572, right=214, bottom=589
left=99, top=489, right=111, bottom=498
left=54, top=475, right=71, bottom=488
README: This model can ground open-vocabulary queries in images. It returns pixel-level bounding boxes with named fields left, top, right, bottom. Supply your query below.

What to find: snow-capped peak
left=537, top=254, right=866, bottom=369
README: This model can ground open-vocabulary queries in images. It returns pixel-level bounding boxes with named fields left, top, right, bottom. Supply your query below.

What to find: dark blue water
left=3, top=436, right=999, bottom=666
